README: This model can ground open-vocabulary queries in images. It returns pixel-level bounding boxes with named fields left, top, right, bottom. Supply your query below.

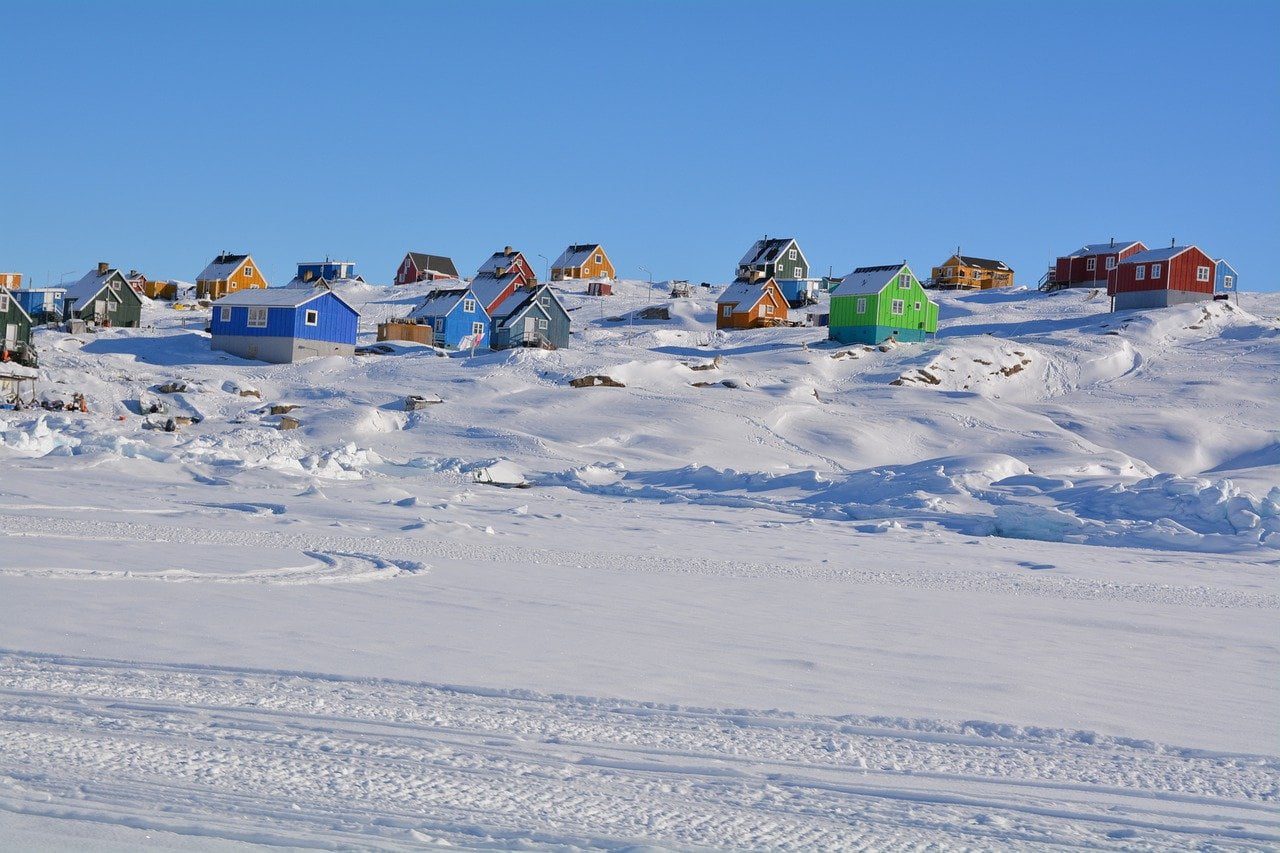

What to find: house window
left=106, top=301, right=119, bottom=311
left=794, top=266, right=802, bottom=277
left=1223, top=275, right=1233, bottom=289
left=595, top=254, right=602, bottom=264
left=0, top=293, right=7, bottom=311
left=891, top=299, right=904, bottom=315
left=540, top=296, right=550, bottom=306
left=855, top=297, right=866, bottom=314
left=472, top=321, right=485, bottom=336
left=219, top=307, right=230, bottom=322
left=248, top=307, right=268, bottom=327
left=1135, top=265, right=1146, bottom=281
left=1196, top=266, right=1211, bottom=282
left=899, top=274, right=910, bottom=288
left=304, top=309, right=318, bottom=326
left=1105, top=256, right=1117, bottom=270
left=537, top=318, right=548, bottom=330
left=914, top=301, right=922, bottom=311
left=765, top=305, right=774, bottom=316
left=1151, top=264, right=1162, bottom=279
left=788, top=249, right=797, bottom=260
left=244, top=266, right=253, bottom=277
left=1086, top=257, right=1096, bottom=271
left=109, top=279, right=120, bottom=291
left=722, top=305, right=733, bottom=317
left=463, top=299, right=476, bottom=313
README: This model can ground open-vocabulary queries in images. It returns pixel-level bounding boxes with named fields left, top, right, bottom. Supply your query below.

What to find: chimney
left=504, top=246, right=514, bottom=256
left=97, top=262, right=109, bottom=275
left=1171, top=238, right=1176, bottom=247
left=129, top=269, right=138, bottom=277
left=1109, top=237, right=1115, bottom=248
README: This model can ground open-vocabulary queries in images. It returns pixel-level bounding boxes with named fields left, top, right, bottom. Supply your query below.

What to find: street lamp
left=537, top=253, right=549, bottom=284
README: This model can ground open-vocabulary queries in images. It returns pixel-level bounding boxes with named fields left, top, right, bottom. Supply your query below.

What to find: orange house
left=715, top=277, right=789, bottom=329
left=929, top=254, right=1014, bottom=289
left=196, top=252, right=269, bottom=300
left=550, top=243, right=615, bottom=280
left=0, top=272, right=22, bottom=290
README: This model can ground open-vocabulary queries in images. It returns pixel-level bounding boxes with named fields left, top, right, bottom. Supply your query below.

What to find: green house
left=1, top=289, right=34, bottom=350
left=63, top=264, right=144, bottom=328
left=828, top=263, right=938, bottom=345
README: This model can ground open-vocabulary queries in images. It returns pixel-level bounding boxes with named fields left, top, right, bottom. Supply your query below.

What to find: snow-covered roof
left=552, top=244, right=603, bottom=269
left=408, top=252, right=458, bottom=278
left=476, top=249, right=526, bottom=276
left=491, top=284, right=564, bottom=322
left=716, top=278, right=775, bottom=308
left=408, top=288, right=479, bottom=320
left=197, top=254, right=250, bottom=282
left=830, top=264, right=909, bottom=297
left=1121, top=246, right=1197, bottom=264
left=1067, top=241, right=1142, bottom=257
left=737, top=238, right=798, bottom=268
left=63, top=269, right=126, bottom=307
left=215, top=287, right=357, bottom=313
left=469, top=273, right=517, bottom=309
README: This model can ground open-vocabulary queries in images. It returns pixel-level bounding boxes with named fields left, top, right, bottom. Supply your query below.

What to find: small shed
left=407, top=287, right=490, bottom=349
left=211, top=288, right=359, bottom=363
left=1215, top=259, right=1238, bottom=294
left=63, top=264, right=144, bottom=327
left=715, top=277, right=789, bottom=329
left=829, top=263, right=938, bottom=344
left=490, top=284, right=570, bottom=350
left=1, top=288, right=34, bottom=349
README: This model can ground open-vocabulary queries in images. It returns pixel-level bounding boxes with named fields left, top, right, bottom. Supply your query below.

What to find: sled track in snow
left=0, top=650, right=1276, bottom=849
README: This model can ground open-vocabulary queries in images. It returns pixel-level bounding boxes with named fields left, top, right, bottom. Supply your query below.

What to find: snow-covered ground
left=1, top=279, right=1277, bottom=848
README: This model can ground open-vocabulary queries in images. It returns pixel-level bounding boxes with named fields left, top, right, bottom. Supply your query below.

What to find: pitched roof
left=954, top=255, right=1011, bottom=272
left=407, top=252, right=459, bottom=278
left=63, top=268, right=128, bottom=308
left=408, top=287, right=483, bottom=320
left=492, top=284, right=564, bottom=322
left=1121, top=245, right=1198, bottom=264
left=197, top=253, right=250, bottom=282
left=738, top=237, right=798, bottom=268
left=716, top=277, right=778, bottom=308
left=552, top=243, right=603, bottom=269
left=476, top=248, right=526, bottom=276
left=831, top=263, right=909, bottom=296
left=1067, top=241, right=1142, bottom=257
left=469, top=273, right=519, bottom=310
left=214, top=287, right=358, bottom=313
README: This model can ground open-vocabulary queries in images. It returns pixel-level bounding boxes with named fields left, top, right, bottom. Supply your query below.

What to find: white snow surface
left=0, top=280, right=1277, bottom=849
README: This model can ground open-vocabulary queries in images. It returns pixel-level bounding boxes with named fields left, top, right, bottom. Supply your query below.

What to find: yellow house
left=0, top=272, right=22, bottom=289
left=196, top=252, right=269, bottom=300
left=550, top=243, right=615, bottom=281
left=929, top=254, right=1014, bottom=289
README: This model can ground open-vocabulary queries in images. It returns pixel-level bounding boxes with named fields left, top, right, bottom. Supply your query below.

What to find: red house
left=468, top=247, right=537, bottom=314
left=1051, top=239, right=1146, bottom=289
left=1109, top=245, right=1216, bottom=310
left=394, top=252, right=459, bottom=286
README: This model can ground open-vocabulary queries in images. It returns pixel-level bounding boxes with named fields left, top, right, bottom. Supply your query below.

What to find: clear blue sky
left=3, top=0, right=1276, bottom=290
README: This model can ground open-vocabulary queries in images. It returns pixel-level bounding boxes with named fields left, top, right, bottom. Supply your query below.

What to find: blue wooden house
left=211, top=288, right=359, bottom=363
left=287, top=259, right=362, bottom=288
left=13, top=287, right=66, bottom=323
left=490, top=284, right=571, bottom=350
left=1215, top=259, right=1238, bottom=294
left=408, top=287, right=490, bottom=349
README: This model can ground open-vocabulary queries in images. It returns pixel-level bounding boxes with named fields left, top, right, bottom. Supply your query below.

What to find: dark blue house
left=408, top=287, right=490, bottom=349
left=288, top=259, right=361, bottom=288
left=211, top=288, right=359, bottom=363
left=490, top=284, right=571, bottom=350
left=1215, top=259, right=1238, bottom=294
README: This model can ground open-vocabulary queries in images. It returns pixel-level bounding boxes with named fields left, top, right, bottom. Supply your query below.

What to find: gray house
left=489, top=284, right=570, bottom=350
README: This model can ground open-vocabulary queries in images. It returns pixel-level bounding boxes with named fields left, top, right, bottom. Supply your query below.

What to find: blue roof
left=1067, top=241, right=1141, bottom=257
left=1122, top=246, right=1197, bottom=264
left=215, top=287, right=358, bottom=313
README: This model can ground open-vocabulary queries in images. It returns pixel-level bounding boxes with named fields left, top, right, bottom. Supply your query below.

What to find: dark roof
left=739, top=237, right=797, bottom=267
left=408, top=252, right=459, bottom=278
left=956, top=255, right=1011, bottom=271
left=851, top=264, right=901, bottom=274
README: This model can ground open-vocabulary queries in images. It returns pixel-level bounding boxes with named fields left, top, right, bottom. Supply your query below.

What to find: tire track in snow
left=0, top=651, right=1276, bottom=849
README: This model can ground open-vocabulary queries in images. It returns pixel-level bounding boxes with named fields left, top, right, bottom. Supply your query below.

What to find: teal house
left=828, top=263, right=938, bottom=345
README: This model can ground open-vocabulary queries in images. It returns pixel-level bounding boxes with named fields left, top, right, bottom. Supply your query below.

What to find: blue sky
left=2, top=0, right=1276, bottom=290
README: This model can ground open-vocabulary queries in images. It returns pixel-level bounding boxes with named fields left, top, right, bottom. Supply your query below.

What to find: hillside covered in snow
left=1, top=281, right=1277, bottom=848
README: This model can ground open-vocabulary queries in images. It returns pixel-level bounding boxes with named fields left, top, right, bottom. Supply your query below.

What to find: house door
left=4, top=323, right=16, bottom=346
left=94, top=300, right=106, bottom=321
left=523, top=316, right=536, bottom=342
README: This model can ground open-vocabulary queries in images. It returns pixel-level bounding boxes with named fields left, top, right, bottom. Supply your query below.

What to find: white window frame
left=106, top=301, right=119, bottom=311
left=788, top=249, right=797, bottom=260
left=463, top=299, right=476, bottom=313
left=472, top=321, right=485, bottom=336
left=1135, top=265, right=1146, bottom=281
left=794, top=266, right=802, bottom=277
left=594, top=254, right=603, bottom=264
left=1105, top=256, right=1117, bottom=270
left=244, top=266, right=253, bottom=277
left=219, top=306, right=231, bottom=322
left=891, top=299, right=904, bottom=315
left=1223, top=275, right=1233, bottom=289
left=1196, top=266, right=1211, bottom=282
left=0, top=293, right=8, bottom=311
left=914, top=301, right=922, bottom=311
left=1086, top=257, right=1096, bottom=271
left=855, top=297, right=867, bottom=314
left=304, top=309, right=319, bottom=326
left=764, top=304, right=774, bottom=316
left=540, top=296, right=551, bottom=306
left=247, top=307, right=268, bottom=328
left=899, top=274, right=910, bottom=289
left=109, top=279, right=121, bottom=292
left=537, top=318, right=548, bottom=330
left=722, top=305, right=733, bottom=317
left=1151, top=263, right=1162, bottom=279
